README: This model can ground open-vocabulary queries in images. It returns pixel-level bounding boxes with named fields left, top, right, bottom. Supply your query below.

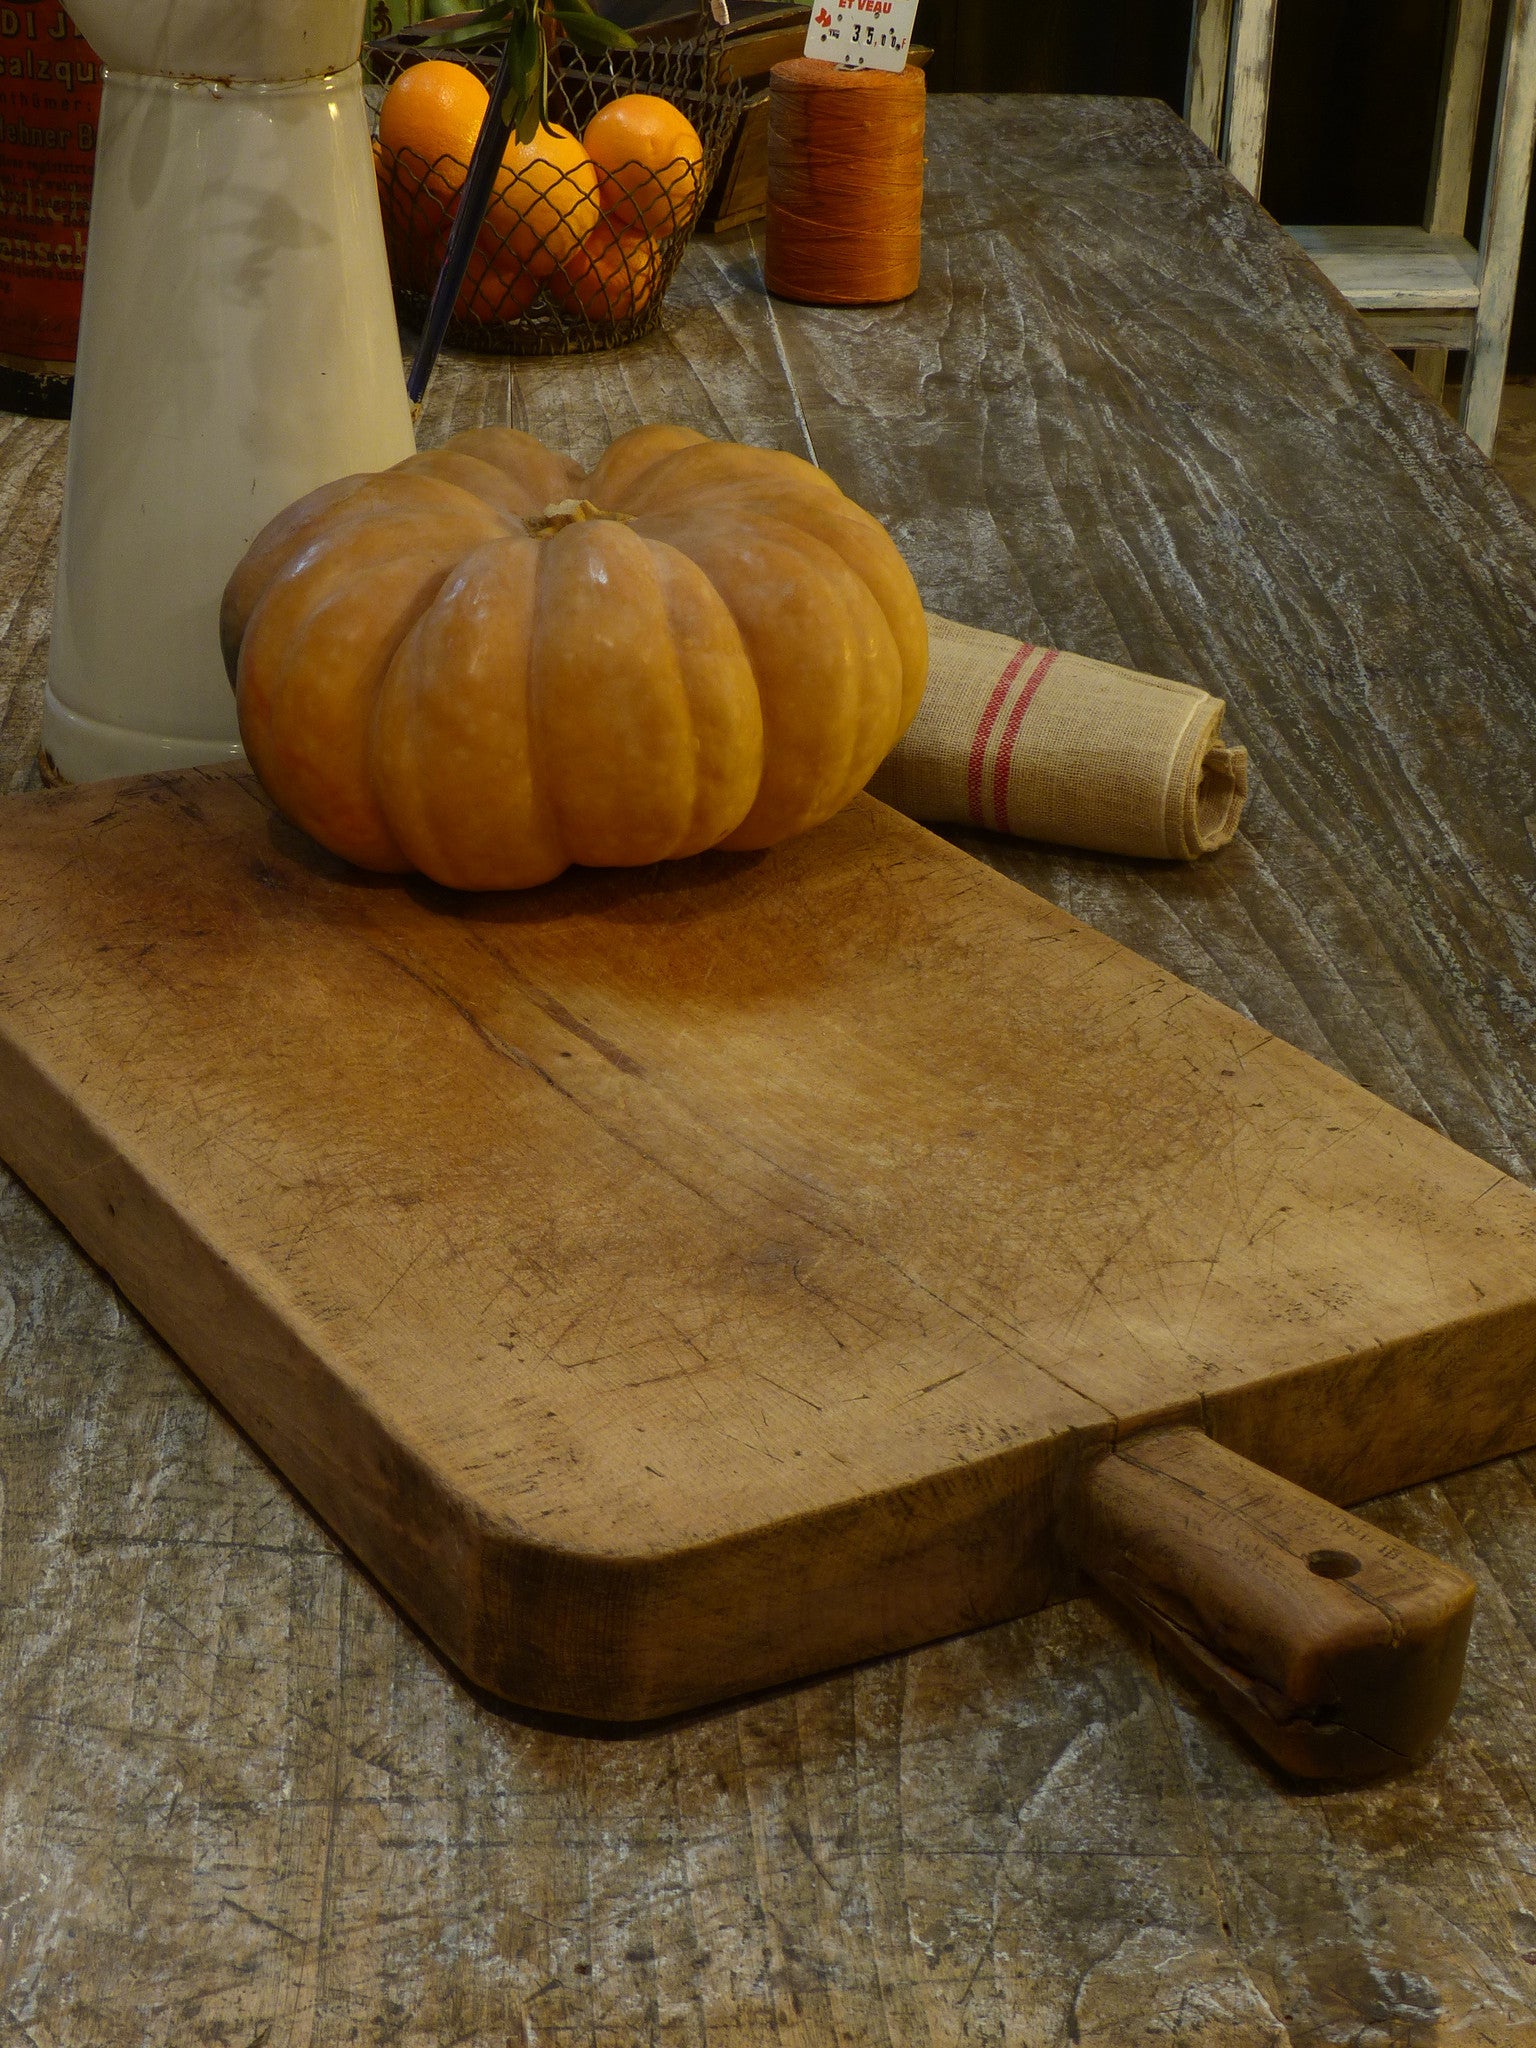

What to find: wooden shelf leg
left=1422, top=0, right=1494, bottom=420
left=1221, top=0, right=1279, bottom=197
left=1413, top=346, right=1451, bottom=401
left=1426, top=0, right=1495, bottom=242
left=1069, top=1426, right=1476, bottom=1780
left=1464, top=0, right=1536, bottom=453
left=1185, top=0, right=1235, bottom=153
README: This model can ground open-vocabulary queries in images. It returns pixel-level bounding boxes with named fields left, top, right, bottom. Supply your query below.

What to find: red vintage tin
left=0, top=2, right=100, bottom=416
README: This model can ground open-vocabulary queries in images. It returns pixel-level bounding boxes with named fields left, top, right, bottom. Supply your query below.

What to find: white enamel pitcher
left=44, top=0, right=416, bottom=783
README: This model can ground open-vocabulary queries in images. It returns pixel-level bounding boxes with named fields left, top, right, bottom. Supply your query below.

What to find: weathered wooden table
left=4, top=93, right=1536, bottom=2044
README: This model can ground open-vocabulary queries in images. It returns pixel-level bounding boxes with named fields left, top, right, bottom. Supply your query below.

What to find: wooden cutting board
left=1, top=765, right=1533, bottom=1723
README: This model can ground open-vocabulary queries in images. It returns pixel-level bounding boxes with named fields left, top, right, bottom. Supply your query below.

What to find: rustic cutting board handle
left=1071, top=1426, right=1475, bottom=1779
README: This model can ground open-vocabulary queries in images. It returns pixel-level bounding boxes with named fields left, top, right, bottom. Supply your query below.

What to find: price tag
left=803, top=0, right=920, bottom=73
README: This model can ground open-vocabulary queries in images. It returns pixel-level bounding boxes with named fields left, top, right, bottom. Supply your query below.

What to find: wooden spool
left=765, top=57, right=926, bottom=306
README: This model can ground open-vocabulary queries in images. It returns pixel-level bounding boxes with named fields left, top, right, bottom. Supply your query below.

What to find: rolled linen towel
left=870, top=614, right=1249, bottom=861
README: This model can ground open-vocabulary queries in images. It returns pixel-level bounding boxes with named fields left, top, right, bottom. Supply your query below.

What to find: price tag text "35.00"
left=804, top=0, right=919, bottom=74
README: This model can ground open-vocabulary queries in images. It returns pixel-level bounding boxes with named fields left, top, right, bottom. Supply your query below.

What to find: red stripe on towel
left=991, top=648, right=1061, bottom=835
left=965, top=643, right=1033, bottom=825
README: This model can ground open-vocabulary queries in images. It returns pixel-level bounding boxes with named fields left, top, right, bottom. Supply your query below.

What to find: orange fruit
left=378, top=59, right=487, bottom=211
left=456, top=242, right=541, bottom=325
left=548, top=219, right=661, bottom=325
left=375, top=128, right=536, bottom=322
left=486, top=124, right=600, bottom=278
left=583, top=93, right=704, bottom=238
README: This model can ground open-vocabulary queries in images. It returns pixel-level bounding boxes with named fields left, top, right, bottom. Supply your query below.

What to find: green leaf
left=548, top=7, right=637, bottom=49
left=410, top=0, right=523, bottom=45
left=516, top=12, right=542, bottom=61
left=510, top=14, right=541, bottom=89
left=480, top=8, right=538, bottom=135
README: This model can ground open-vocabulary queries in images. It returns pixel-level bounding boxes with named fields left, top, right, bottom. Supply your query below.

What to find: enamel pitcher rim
left=63, top=0, right=368, bottom=86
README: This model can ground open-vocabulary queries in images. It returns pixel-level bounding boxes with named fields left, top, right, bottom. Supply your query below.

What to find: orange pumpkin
left=221, top=426, right=928, bottom=890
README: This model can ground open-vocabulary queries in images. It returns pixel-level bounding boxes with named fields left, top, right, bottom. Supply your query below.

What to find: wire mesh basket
left=368, top=26, right=741, bottom=355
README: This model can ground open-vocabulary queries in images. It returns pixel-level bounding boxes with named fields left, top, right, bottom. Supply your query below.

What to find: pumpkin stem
left=525, top=498, right=633, bottom=538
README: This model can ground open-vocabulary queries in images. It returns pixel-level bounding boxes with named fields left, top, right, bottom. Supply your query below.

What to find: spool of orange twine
left=766, top=58, right=926, bottom=307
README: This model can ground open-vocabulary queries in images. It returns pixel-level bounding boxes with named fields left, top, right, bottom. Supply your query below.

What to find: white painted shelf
left=1287, top=224, right=1482, bottom=311
left=1185, top=0, right=1536, bottom=452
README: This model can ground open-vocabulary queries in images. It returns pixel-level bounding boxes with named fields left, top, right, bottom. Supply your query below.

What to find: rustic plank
left=502, top=232, right=816, bottom=466
left=1078, top=1426, right=1477, bottom=1777
left=1426, top=0, right=1496, bottom=236
left=3, top=92, right=1536, bottom=2042
left=6, top=763, right=1534, bottom=1719
left=1219, top=0, right=1277, bottom=195
left=705, top=90, right=770, bottom=232
left=758, top=98, right=1536, bottom=1188
left=1463, top=0, right=1536, bottom=451
left=1364, top=304, right=1479, bottom=349
left=1183, top=0, right=1234, bottom=152
left=1414, top=0, right=1492, bottom=400
left=1288, top=224, right=1482, bottom=309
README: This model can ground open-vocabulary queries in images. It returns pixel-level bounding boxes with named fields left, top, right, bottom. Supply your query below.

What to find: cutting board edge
left=0, top=1010, right=1145, bottom=1716
left=6, top=772, right=1536, bottom=1717
left=0, top=1021, right=501, bottom=1673
left=396, top=1280, right=1536, bottom=1719
left=1201, top=1289, right=1536, bottom=1509
left=7, top=1002, right=1536, bottom=1719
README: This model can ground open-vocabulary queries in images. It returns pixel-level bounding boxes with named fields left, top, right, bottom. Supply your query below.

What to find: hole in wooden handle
left=1307, top=1547, right=1362, bottom=1580
left=1068, top=1425, right=1475, bottom=1780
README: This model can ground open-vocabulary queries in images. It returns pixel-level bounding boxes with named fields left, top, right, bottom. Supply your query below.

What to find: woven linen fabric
left=869, top=614, right=1249, bottom=861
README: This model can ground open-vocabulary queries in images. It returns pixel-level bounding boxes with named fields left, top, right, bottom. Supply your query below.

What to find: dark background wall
left=912, top=0, right=1535, bottom=371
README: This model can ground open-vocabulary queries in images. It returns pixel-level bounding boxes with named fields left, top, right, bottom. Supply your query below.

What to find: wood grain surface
left=1076, top=1427, right=1478, bottom=1777
left=4, top=765, right=1532, bottom=1722
left=4, top=92, right=1536, bottom=2043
